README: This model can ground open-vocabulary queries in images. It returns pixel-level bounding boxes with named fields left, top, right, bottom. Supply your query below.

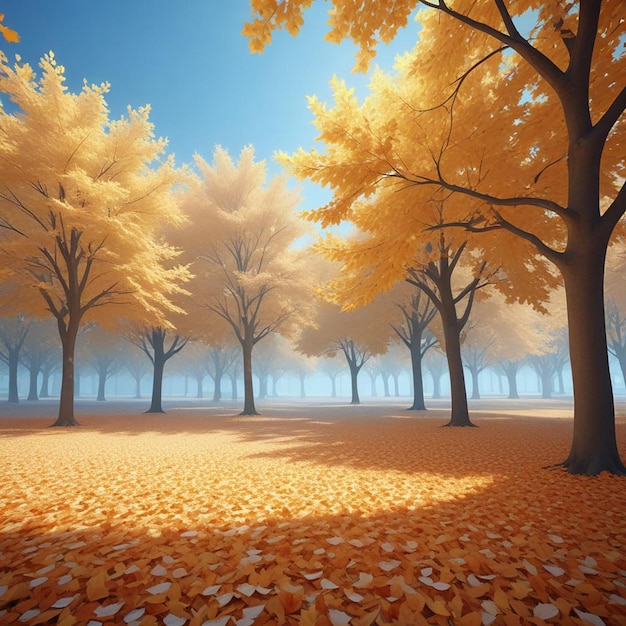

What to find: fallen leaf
left=533, top=603, right=559, bottom=620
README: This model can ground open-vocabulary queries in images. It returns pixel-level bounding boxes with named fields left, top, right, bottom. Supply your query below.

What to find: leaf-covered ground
left=1, top=400, right=625, bottom=626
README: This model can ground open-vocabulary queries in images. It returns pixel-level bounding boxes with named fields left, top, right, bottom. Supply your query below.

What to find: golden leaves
left=0, top=409, right=625, bottom=624
left=0, top=13, right=18, bottom=43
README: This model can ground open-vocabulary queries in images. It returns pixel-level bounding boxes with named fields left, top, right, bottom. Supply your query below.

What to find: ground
left=0, top=398, right=625, bottom=626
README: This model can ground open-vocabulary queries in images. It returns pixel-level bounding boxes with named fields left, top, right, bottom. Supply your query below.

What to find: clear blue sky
left=3, top=1, right=420, bottom=213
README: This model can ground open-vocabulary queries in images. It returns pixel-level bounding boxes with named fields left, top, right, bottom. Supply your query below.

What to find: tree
left=80, top=325, right=125, bottom=402
left=20, top=319, right=60, bottom=401
left=298, top=297, right=391, bottom=404
left=0, top=315, right=29, bottom=402
left=319, top=356, right=345, bottom=398
left=424, top=350, right=447, bottom=399
left=123, top=348, right=151, bottom=399
left=256, top=1, right=626, bottom=474
left=128, top=326, right=188, bottom=413
left=177, top=146, right=314, bottom=415
left=605, top=246, right=626, bottom=386
left=389, top=283, right=437, bottom=410
left=0, top=53, right=189, bottom=426
left=207, top=344, right=239, bottom=402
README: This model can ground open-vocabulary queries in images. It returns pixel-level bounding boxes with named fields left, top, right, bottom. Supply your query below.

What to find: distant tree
left=79, top=325, right=126, bottom=401
left=605, top=248, right=626, bottom=387
left=424, top=350, right=447, bottom=400
left=0, top=54, right=189, bottom=426
left=0, top=315, right=29, bottom=402
left=177, top=146, right=314, bottom=415
left=128, top=327, right=188, bottom=413
left=207, top=344, right=239, bottom=402
left=123, top=349, right=151, bottom=399
left=20, top=320, right=60, bottom=401
left=319, top=356, right=345, bottom=398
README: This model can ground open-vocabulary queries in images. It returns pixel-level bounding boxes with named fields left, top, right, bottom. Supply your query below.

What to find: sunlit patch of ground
left=0, top=401, right=625, bottom=625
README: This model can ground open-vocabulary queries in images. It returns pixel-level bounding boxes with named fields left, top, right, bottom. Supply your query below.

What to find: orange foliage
left=0, top=405, right=625, bottom=624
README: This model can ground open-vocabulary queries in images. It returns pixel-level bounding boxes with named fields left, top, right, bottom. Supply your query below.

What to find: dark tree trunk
left=349, top=362, right=361, bottom=404
left=241, top=337, right=258, bottom=415
left=441, top=318, right=473, bottom=426
left=7, top=352, right=19, bottom=403
left=53, top=325, right=79, bottom=426
left=27, top=366, right=39, bottom=401
left=147, top=357, right=165, bottom=413
left=558, top=246, right=625, bottom=474
left=408, top=341, right=427, bottom=410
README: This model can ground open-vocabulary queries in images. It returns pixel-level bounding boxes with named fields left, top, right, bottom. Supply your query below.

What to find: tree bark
left=212, top=372, right=223, bottom=402
left=97, top=370, right=107, bottom=401
left=468, top=365, right=481, bottom=400
left=27, top=366, right=39, bottom=401
left=241, top=336, right=258, bottom=415
left=7, top=352, right=19, bottom=403
left=504, top=368, right=519, bottom=399
left=146, top=357, right=165, bottom=413
left=408, top=341, right=427, bottom=410
left=349, top=362, right=361, bottom=404
left=53, top=325, right=79, bottom=426
left=558, top=248, right=625, bottom=474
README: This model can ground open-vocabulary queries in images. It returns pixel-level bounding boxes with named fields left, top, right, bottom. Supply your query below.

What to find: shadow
left=1, top=424, right=625, bottom=625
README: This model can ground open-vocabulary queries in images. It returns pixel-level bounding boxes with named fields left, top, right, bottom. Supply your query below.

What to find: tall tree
left=0, top=53, right=189, bottom=426
left=177, top=146, right=314, bottom=415
left=249, top=1, right=625, bottom=474
left=0, top=315, right=29, bottom=402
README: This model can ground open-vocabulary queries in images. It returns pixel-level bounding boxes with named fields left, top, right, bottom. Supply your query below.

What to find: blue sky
left=3, top=1, right=420, bottom=213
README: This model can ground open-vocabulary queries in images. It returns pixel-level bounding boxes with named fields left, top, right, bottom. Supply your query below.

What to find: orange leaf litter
left=0, top=402, right=625, bottom=626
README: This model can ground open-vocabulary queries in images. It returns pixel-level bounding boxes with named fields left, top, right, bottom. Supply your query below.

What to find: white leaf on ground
left=481, top=613, right=496, bottom=626
left=0, top=585, right=7, bottom=597
left=523, top=560, right=537, bottom=576
left=328, top=609, right=352, bottom=625
left=163, top=614, right=187, bottom=626
left=242, top=605, right=265, bottom=620
left=609, top=594, right=626, bottom=605
left=481, top=600, right=499, bottom=616
left=349, top=539, right=365, bottom=548
left=150, top=564, right=167, bottom=576
left=579, top=565, right=598, bottom=575
left=582, top=556, right=598, bottom=567
left=94, top=601, right=125, bottom=617
left=236, top=583, right=257, bottom=597
left=51, top=596, right=77, bottom=609
left=432, top=582, right=451, bottom=591
left=302, top=570, right=323, bottom=580
left=180, top=530, right=198, bottom=537
left=19, top=610, right=41, bottom=622
left=255, top=586, right=272, bottom=595
left=173, top=568, right=188, bottom=578
left=574, top=609, right=606, bottom=626
left=403, top=541, right=418, bottom=552
left=381, top=542, right=394, bottom=553
left=326, top=536, right=344, bottom=545
left=201, top=585, right=221, bottom=596
left=29, top=576, right=47, bottom=587
left=533, top=603, right=559, bottom=619
left=379, top=560, right=401, bottom=572
left=125, top=565, right=140, bottom=575
left=321, top=578, right=339, bottom=590
left=421, top=567, right=433, bottom=577
left=467, top=574, right=481, bottom=587
left=345, top=590, right=364, bottom=602
left=217, top=593, right=235, bottom=607
left=146, top=582, right=171, bottom=595
left=58, top=574, right=73, bottom=585
left=419, top=576, right=434, bottom=587
left=548, top=534, right=564, bottom=544
left=544, top=565, right=565, bottom=577
left=124, top=608, right=146, bottom=623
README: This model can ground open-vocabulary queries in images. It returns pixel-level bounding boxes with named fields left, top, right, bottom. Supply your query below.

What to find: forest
left=0, top=3, right=625, bottom=625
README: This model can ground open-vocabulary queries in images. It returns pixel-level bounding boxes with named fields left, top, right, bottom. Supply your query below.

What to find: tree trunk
left=146, top=357, right=165, bottom=413
left=408, top=342, right=426, bottom=410
left=431, top=370, right=442, bottom=399
left=27, top=366, right=39, bottom=401
left=559, top=250, right=625, bottom=474
left=241, top=337, right=258, bottom=415
left=39, top=368, right=50, bottom=398
left=349, top=362, right=361, bottom=404
left=469, top=366, right=481, bottom=400
left=97, top=370, right=107, bottom=401
left=53, top=327, right=79, bottom=426
left=382, top=374, right=390, bottom=397
left=230, top=373, right=238, bottom=400
left=442, top=320, right=473, bottom=426
left=540, top=370, right=553, bottom=399
left=196, top=373, right=204, bottom=399
left=213, top=371, right=222, bottom=402
left=505, top=369, right=519, bottom=400
left=393, top=373, right=400, bottom=397
left=7, top=352, right=19, bottom=403
left=329, top=374, right=337, bottom=398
